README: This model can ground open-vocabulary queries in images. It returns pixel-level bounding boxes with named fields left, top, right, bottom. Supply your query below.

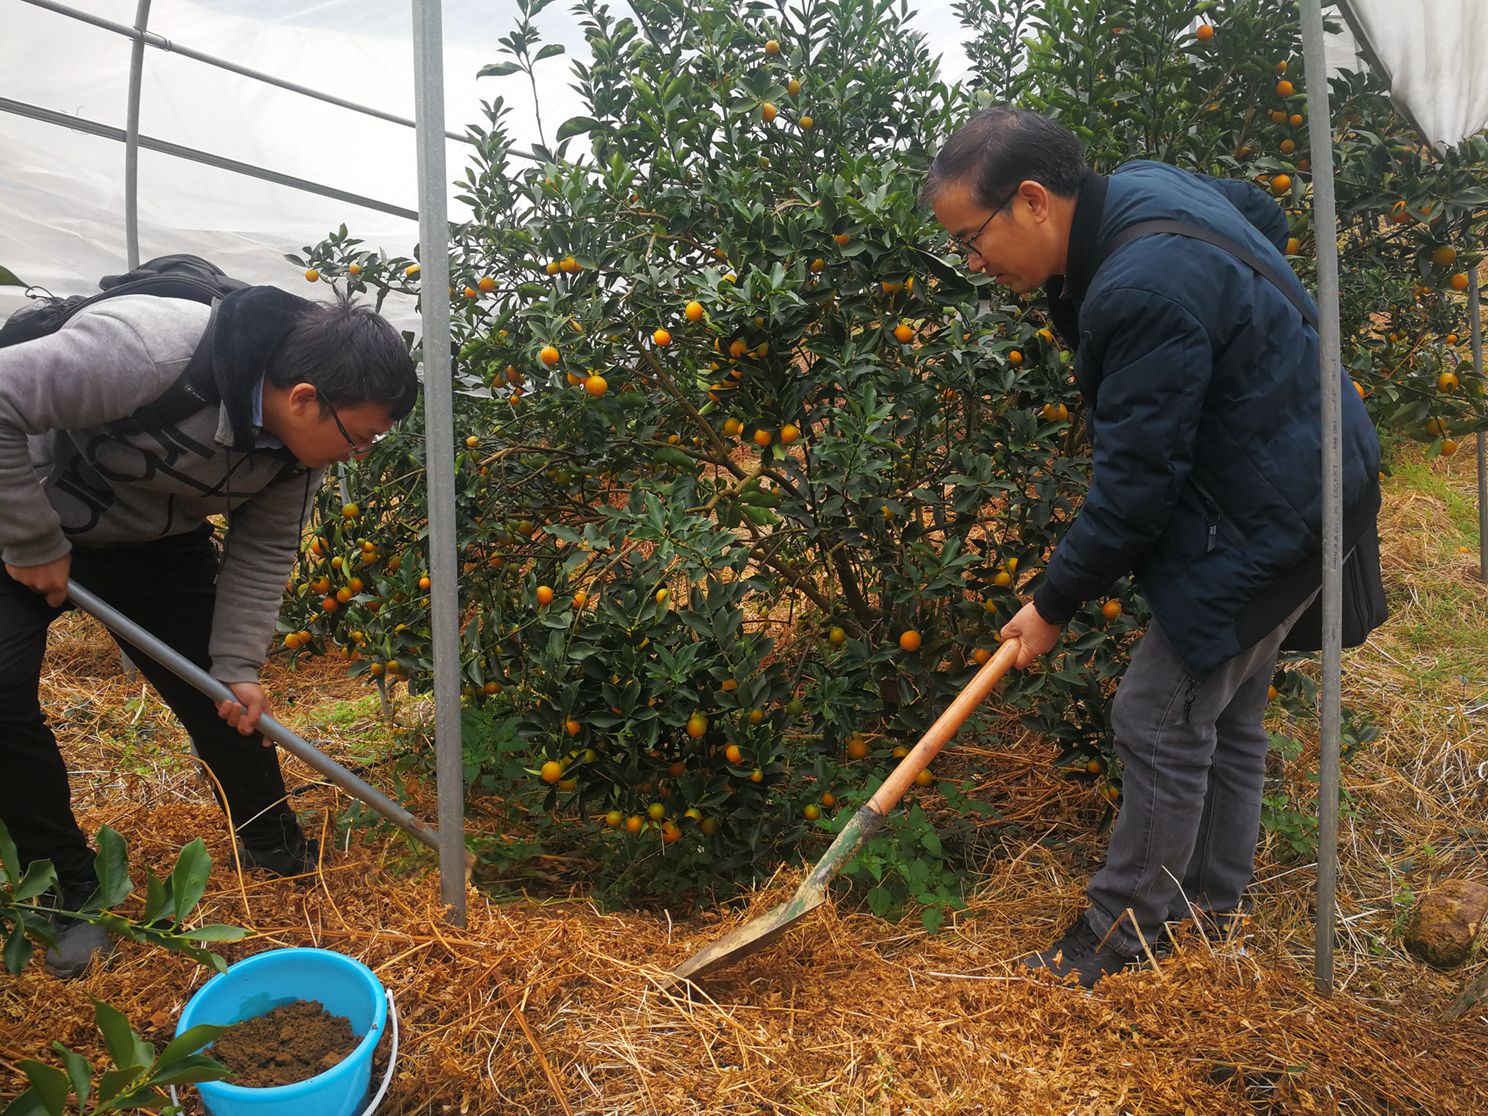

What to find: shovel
left=666, top=637, right=1021, bottom=986
left=66, top=579, right=449, bottom=858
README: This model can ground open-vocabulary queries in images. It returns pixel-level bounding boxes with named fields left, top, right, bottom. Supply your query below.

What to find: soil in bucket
left=211, top=999, right=360, bottom=1088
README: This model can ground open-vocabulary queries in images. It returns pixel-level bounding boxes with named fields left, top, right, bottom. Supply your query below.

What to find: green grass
left=1381, top=455, right=1488, bottom=688
left=307, top=693, right=384, bottom=730
left=1390, top=458, right=1483, bottom=547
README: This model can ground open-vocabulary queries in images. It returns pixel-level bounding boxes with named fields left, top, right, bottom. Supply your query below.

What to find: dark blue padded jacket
left=1031, top=161, right=1381, bottom=679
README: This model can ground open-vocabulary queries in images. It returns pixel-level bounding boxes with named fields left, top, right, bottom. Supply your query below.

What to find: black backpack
left=0, top=254, right=248, bottom=432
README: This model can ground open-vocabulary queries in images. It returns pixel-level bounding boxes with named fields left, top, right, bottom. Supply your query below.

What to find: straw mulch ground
left=3, top=452, right=1487, bottom=1114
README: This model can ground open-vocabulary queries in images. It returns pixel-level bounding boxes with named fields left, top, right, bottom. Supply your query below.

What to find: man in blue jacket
left=923, top=107, right=1381, bottom=986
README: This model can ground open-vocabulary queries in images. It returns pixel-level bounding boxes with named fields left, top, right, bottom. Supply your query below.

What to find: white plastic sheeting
left=1337, top=0, right=1488, bottom=150
left=1, top=0, right=973, bottom=323
left=0, top=0, right=556, bottom=322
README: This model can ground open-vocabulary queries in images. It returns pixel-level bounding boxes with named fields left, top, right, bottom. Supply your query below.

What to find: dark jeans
left=0, top=527, right=297, bottom=892
left=1084, top=595, right=1314, bottom=954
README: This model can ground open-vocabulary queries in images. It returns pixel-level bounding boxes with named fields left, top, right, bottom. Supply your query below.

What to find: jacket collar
left=1046, top=170, right=1109, bottom=346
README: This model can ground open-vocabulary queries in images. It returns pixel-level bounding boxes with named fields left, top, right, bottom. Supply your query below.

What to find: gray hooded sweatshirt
left=0, top=295, right=322, bottom=683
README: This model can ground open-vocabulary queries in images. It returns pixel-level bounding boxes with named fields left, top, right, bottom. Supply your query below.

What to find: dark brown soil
left=212, top=1000, right=360, bottom=1088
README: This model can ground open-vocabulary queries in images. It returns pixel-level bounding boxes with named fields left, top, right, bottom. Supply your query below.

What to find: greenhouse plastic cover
left=1337, top=0, right=1488, bottom=152
left=0, top=0, right=971, bottom=324
left=2, top=0, right=1485, bottom=326
left=0, top=0, right=596, bottom=323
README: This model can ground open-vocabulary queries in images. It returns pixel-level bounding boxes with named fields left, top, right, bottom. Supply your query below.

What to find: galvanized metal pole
left=116, top=0, right=153, bottom=685
left=1301, top=0, right=1344, bottom=996
left=124, top=0, right=151, bottom=270
left=411, top=0, right=466, bottom=924
left=1471, top=267, right=1485, bottom=582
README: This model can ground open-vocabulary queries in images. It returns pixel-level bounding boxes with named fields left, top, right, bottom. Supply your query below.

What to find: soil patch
left=211, top=1000, right=359, bottom=1088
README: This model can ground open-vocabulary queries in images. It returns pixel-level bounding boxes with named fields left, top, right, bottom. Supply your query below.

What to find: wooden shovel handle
left=866, top=638, right=1021, bottom=817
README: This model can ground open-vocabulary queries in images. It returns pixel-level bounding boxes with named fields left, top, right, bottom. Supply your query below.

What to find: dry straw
left=3, top=450, right=1486, bottom=1113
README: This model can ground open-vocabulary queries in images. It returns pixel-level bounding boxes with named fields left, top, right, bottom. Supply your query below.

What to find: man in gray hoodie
left=0, top=283, right=417, bottom=976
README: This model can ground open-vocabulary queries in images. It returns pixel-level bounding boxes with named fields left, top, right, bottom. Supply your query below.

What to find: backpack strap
left=1095, top=219, right=1319, bottom=328
left=108, top=300, right=223, bottom=436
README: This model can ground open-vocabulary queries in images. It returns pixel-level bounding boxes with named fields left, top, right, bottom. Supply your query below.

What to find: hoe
left=67, top=579, right=457, bottom=866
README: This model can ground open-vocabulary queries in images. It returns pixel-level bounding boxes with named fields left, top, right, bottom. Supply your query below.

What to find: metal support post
left=1471, top=267, right=1485, bottom=581
left=411, top=0, right=466, bottom=924
left=1301, top=0, right=1344, bottom=996
left=124, top=0, right=151, bottom=270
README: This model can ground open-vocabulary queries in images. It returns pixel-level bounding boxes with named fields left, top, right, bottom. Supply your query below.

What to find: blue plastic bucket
left=175, top=947, right=387, bottom=1116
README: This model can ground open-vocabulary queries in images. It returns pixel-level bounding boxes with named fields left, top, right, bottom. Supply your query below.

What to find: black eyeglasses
left=948, top=186, right=1020, bottom=257
left=324, top=399, right=385, bottom=455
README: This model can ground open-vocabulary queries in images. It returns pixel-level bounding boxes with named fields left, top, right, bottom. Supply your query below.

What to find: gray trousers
left=1085, top=596, right=1313, bottom=954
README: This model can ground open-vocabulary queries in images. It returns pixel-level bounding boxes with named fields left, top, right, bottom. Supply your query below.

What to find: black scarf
left=1045, top=170, right=1109, bottom=352
left=205, top=286, right=314, bottom=450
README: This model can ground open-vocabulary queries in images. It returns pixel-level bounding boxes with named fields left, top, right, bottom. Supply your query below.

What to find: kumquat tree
left=282, top=0, right=1488, bottom=910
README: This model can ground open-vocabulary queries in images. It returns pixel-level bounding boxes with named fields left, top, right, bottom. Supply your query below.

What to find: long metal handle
left=866, top=638, right=1021, bottom=816
left=66, top=579, right=442, bottom=853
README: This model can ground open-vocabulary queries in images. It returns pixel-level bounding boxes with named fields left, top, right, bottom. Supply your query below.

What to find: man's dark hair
left=267, top=298, right=418, bottom=419
left=921, top=107, right=1089, bottom=209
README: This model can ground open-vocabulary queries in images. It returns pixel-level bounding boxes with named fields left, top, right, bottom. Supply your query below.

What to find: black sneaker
left=43, top=919, right=114, bottom=979
left=1019, top=916, right=1141, bottom=988
left=237, top=833, right=320, bottom=877
left=42, top=882, right=114, bottom=979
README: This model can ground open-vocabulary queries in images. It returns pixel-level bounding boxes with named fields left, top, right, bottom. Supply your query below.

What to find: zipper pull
left=1207, top=522, right=1218, bottom=553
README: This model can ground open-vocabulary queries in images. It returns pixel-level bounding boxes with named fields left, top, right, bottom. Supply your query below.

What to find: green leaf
left=92, top=1000, right=151, bottom=1072
left=922, top=906, right=945, bottom=933
left=157, top=1023, right=231, bottom=1068
left=92, top=912, right=133, bottom=938
left=3, top=922, right=33, bottom=976
left=0, top=266, right=27, bottom=287
left=181, top=923, right=248, bottom=943
left=93, top=827, right=133, bottom=908
left=533, top=43, right=565, bottom=62
left=477, top=62, right=522, bottom=78
left=556, top=116, right=602, bottom=142
left=50, top=1044, right=90, bottom=1110
left=14, top=1063, right=68, bottom=1116
left=141, top=870, right=168, bottom=924
left=0, top=818, right=19, bottom=883
left=144, top=1052, right=234, bottom=1089
left=12, top=860, right=58, bottom=903
left=169, top=839, right=212, bottom=922
left=0, top=1087, right=55, bottom=1116
left=93, top=1065, right=145, bottom=1107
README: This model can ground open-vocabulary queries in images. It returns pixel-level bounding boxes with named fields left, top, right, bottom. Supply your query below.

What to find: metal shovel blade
left=665, top=802, right=886, bottom=986
left=663, top=637, right=1020, bottom=988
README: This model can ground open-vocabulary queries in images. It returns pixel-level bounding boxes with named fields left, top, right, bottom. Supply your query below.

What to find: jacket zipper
left=1190, top=477, right=1223, bottom=553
